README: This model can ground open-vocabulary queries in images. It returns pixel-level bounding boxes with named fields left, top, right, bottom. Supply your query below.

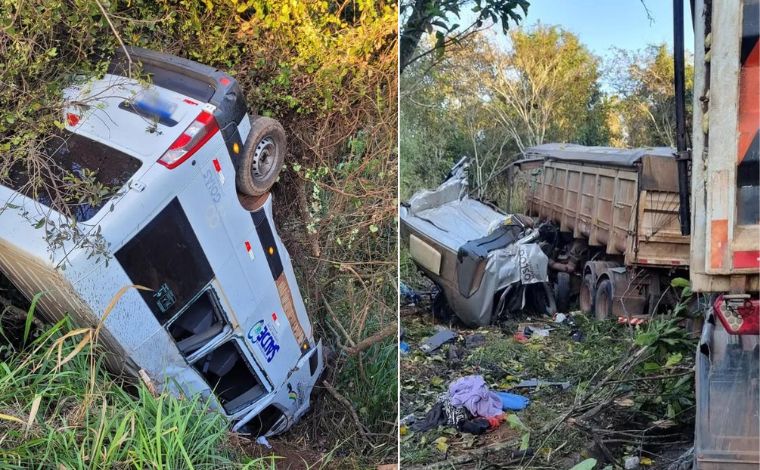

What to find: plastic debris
left=512, top=378, right=571, bottom=391
left=399, top=341, right=410, bottom=355
left=420, top=329, right=457, bottom=354
left=624, top=456, right=640, bottom=469
left=400, top=413, right=416, bottom=426
left=256, top=436, right=272, bottom=449
left=400, top=282, right=422, bottom=305
left=495, top=391, right=530, bottom=410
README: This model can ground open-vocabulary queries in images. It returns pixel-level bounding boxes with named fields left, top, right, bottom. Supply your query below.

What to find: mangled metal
left=400, top=159, right=552, bottom=326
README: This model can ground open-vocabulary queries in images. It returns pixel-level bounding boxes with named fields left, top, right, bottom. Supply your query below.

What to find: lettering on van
left=203, top=168, right=222, bottom=203
left=247, top=320, right=280, bottom=363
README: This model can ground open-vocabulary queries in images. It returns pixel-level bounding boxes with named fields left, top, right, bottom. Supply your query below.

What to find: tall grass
left=0, top=309, right=273, bottom=470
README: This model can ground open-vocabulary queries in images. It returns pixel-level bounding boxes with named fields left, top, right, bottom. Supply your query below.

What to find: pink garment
left=448, top=375, right=503, bottom=418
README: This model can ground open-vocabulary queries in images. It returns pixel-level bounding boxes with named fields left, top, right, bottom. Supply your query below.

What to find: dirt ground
left=399, top=293, right=696, bottom=470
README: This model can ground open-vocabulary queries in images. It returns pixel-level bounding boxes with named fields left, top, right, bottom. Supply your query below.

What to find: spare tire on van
left=237, top=116, right=287, bottom=196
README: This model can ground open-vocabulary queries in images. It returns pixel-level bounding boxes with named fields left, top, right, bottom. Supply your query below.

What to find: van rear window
left=1, top=130, right=141, bottom=222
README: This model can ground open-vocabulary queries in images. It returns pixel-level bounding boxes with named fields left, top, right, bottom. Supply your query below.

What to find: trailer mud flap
left=695, top=313, right=760, bottom=469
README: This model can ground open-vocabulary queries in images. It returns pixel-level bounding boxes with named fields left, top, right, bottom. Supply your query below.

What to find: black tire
left=529, top=282, right=557, bottom=316
left=579, top=274, right=595, bottom=314
left=236, top=117, right=286, bottom=196
left=555, top=272, right=571, bottom=313
left=432, top=291, right=454, bottom=323
left=594, top=278, right=613, bottom=321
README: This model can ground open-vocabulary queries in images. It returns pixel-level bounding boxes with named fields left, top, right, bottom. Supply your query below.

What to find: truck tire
left=594, top=278, right=613, bottom=321
left=580, top=274, right=595, bottom=314
left=236, top=117, right=286, bottom=196
left=555, top=272, right=571, bottom=313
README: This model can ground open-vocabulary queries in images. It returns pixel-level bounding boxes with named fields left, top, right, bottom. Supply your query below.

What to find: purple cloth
left=448, top=375, right=503, bottom=418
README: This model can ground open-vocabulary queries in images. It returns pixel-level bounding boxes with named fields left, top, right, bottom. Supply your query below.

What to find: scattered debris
left=400, top=341, right=410, bottom=355
left=401, top=290, right=698, bottom=469
left=255, top=436, right=272, bottom=449
left=495, top=391, right=530, bottom=410
left=512, top=378, right=571, bottom=392
left=464, top=333, right=486, bottom=349
left=420, top=329, right=457, bottom=354
left=624, top=455, right=641, bottom=469
left=401, top=282, right=422, bottom=305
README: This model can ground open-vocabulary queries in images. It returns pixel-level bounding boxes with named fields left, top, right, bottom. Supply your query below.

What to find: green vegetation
left=1, top=0, right=397, bottom=466
left=0, top=311, right=275, bottom=469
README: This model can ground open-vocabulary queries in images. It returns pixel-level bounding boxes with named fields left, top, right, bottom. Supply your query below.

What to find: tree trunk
left=400, top=0, right=435, bottom=73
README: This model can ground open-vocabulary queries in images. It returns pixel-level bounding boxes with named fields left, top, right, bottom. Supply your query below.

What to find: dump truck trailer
left=518, top=1, right=760, bottom=467
left=511, top=144, right=691, bottom=322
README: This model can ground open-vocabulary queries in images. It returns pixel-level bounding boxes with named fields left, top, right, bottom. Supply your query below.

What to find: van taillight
left=714, top=295, right=760, bottom=335
left=158, top=110, right=219, bottom=169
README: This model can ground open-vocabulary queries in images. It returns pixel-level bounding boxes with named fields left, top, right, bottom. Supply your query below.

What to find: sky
left=477, top=0, right=694, bottom=58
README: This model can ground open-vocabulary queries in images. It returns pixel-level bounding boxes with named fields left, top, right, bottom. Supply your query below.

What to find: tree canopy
left=401, top=25, right=693, bottom=203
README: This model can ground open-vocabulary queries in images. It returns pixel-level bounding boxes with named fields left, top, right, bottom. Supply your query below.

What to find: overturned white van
left=0, top=47, right=324, bottom=436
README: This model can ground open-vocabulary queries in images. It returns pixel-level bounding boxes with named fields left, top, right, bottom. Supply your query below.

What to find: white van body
left=0, top=48, right=323, bottom=436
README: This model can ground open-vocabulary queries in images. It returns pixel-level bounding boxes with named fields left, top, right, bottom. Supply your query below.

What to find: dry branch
left=346, top=323, right=397, bottom=355
left=322, top=380, right=372, bottom=443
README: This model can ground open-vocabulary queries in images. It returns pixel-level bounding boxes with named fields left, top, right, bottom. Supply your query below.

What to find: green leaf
left=635, top=331, right=657, bottom=346
left=24, top=292, right=43, bottom=346
left=569, top=458, right=598, bottom=470
left=670, top=277, right=690, bottom=288
left=664, top=352, right=683, bottom=368
left=506, top=413, right=527, bottom=431
left=519, top=432, right=530, bottom=450
left=369, top=224, right=379, bottom=233
left=643, top=362, right=662, bottom=373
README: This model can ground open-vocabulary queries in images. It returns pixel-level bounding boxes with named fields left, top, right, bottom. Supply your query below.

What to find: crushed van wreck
left=400, top=159, right=555, bottom=326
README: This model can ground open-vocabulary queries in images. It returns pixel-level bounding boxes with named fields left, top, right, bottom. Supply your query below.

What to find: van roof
left=62, top=74, right=213, bottom=163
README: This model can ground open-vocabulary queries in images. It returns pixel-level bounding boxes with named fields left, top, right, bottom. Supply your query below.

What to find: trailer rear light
left=713, top=295, right=760, bottom=335
left=158, top=111, right=219, bottom=169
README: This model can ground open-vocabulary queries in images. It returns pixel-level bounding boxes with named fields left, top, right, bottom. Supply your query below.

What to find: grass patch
left=0, top=312, right=274, bottom=469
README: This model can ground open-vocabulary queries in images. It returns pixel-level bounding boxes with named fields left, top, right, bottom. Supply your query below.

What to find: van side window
left=167, top=288, right=225, bottom=354
left=115, top=198, right=213, bottom=323
left=1, top=130, right=141, bottom=222
left=192, top=340, right=267, bottom=413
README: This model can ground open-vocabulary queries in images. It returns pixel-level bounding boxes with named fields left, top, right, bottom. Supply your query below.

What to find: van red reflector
left=158, top=110, right=218, bottom=169
left=714, top=295, right=760, bottom=335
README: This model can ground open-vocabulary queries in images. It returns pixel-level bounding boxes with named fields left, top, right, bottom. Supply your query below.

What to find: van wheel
left=594, top=278, right=613, bottom=321
left=237, top=117, right=286, bottom=196
left=579, top=274, right=595, bottom=314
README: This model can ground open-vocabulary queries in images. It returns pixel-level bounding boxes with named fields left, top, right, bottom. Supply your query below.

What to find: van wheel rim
left=252, top=137, right=276, bottom=179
